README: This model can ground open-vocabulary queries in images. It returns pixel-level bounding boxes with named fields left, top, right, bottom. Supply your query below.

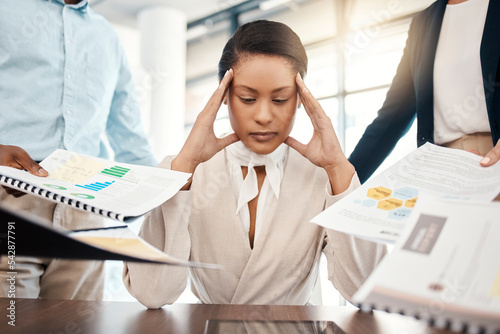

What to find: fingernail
left=38, top=168, right=48, bottom=176
left=219, top=70, right=231, bottom=88
left=480, top=157, right=490, bottom=165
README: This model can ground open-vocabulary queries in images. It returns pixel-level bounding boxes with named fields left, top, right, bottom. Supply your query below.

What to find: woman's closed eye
left=237, top=96, right=291, bottom=104
left=238, top=96, right=256, bottom=103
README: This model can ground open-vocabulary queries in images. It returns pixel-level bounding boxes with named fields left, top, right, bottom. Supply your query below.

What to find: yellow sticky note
left=50, top=155, right=106, bottom=184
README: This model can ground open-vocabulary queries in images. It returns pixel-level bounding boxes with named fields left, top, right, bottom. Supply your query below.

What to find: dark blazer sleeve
left=348, top=18, right=420, bottom=183
left=481, top=0, right=500, bottom=145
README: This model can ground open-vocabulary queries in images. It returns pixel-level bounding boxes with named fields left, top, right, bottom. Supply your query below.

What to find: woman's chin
left=244, top=139, right=283, bottom=155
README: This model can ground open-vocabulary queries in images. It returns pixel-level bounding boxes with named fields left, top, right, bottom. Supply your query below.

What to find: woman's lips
left=250, top=132, right=277, bottom=142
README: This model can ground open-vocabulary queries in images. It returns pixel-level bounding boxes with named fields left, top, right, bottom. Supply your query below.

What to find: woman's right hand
left=172, top=69, right=239, bottom=188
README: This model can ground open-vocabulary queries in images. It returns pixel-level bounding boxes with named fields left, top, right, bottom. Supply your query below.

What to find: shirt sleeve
left=324, top=171, right=361, bottom=207
left=123, top=156, right=192, bottom=309
left=322, top=172, right=388, bottom=303
left=348, top=16, right=420, bottom=183
left=105, top=43, right=158, bottom=167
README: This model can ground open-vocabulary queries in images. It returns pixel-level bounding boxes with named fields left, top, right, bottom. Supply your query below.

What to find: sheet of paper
left=49, top=154, right=107, bottom=184
left=68, top=228, right=221, bottom=269
left=0, top=149, right=190, bottom=220
left=312, top=143, right=500, bottom=243
left=353, top=197, right=500, bottom=332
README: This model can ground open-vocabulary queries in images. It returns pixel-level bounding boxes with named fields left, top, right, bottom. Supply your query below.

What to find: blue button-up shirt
left=0, top=0, right=157, bottom=166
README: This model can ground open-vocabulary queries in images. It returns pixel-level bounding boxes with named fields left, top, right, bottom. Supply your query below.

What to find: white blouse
left=225, top=141, right=288, bottom=243
left=433, top=0, right=490, bottom=144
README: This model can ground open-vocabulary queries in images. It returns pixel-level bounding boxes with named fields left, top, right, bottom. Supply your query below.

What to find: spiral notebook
left=353, top=197, right=500, bottom=333
left=0, top=149, right=190, bottom=222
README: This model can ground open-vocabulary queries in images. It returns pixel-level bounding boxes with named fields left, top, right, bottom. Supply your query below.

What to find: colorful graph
left=76, top=181, right=115, bottom=192
left=353, top=186, right=419, bottom=220
left=101, top=166, right=130, bottom=178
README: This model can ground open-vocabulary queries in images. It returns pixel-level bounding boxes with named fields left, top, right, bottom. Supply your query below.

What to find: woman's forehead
left=234, top=54, right=295, bottom=73
left=232, top=54, right=296, bottom=90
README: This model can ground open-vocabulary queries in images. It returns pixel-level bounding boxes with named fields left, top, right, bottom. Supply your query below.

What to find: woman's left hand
left=480, top=139, right=500, bottom=167
left=285, top=73, right=355, bottom=194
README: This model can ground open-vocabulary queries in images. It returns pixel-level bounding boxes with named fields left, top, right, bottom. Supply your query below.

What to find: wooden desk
left=0, top=298, right=453, bottom=334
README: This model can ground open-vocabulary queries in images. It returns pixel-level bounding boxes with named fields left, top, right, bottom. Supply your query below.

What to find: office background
left=88, top=0, right=435, bottom=305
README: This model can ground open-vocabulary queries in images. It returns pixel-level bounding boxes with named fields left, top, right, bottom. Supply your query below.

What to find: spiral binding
left=356, top=303, right=498, bottom=334
left=0, top=175, right=125, bottom=221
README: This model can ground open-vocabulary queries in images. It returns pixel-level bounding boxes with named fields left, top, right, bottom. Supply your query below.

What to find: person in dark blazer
left=349, top=0, right=500, bottom=183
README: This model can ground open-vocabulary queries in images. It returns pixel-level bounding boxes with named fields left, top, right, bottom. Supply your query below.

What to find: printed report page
left=312, top=143, right=500, bottom=243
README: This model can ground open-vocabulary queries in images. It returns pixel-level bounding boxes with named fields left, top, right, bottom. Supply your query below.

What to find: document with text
left=0, top=149, right=190, bottom=222
left=353, top=197, right=500, bottom=332
left=1, top=203, right=218, bottom=268
left=312, top=143, right=500, bottom=243
left=69, top=228, right=220, bottom=268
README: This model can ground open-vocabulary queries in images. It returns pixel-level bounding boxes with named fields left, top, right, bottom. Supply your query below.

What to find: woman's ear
left=223, top=93, right=228, bottom=105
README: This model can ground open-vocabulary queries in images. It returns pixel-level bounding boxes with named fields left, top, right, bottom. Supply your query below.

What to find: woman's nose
left=254, top=102, right=273, bottom=125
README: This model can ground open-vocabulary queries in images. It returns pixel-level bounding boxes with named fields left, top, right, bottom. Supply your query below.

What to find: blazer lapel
left=229, top=150, right=293, bottom=304
left=415, top=0, right=447, bottom=142
left=228, top=159, right=286, bottom=304
left=481, top=0, right=500, bottom=114
left=228, top=197, right=280, bottom=304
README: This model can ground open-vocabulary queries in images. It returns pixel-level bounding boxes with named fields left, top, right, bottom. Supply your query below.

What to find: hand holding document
left=312, top=143, right=500, bottom=243
left=0, top=149, right=191, bottom=222
left=353, top=197, right=500, bottom=333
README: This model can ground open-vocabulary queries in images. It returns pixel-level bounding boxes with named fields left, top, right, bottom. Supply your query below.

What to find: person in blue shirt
left=0, top=0, right=157, bottom=300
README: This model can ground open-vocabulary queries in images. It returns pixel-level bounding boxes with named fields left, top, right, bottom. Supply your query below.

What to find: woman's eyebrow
left=233, top=85, right=258, bottom=93
left=272, top=86, right=294, bottom=93
left=233, top=85, right=294, bottom=93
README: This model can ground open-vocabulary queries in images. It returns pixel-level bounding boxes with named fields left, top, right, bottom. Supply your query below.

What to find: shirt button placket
left=62, top=5, right=75, bottom=149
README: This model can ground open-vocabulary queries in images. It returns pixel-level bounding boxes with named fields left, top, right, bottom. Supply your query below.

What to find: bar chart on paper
left=0, top=149, right=192, bottom=221
left=76, top=181, right=115, bottom=192
left=101, top=166, right=130, bottom=178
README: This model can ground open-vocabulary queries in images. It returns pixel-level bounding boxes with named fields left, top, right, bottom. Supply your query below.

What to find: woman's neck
left=448, top=0, right=469, bottom=5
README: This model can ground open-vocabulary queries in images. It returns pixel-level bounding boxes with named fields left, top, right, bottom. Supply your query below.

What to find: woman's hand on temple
left=172, top=69, right=239, bottom=188
left=285, top=73, right=355, bottom=194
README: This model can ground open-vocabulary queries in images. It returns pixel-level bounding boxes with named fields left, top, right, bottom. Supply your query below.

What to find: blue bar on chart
left=76, top=181, right=115, bottom=192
